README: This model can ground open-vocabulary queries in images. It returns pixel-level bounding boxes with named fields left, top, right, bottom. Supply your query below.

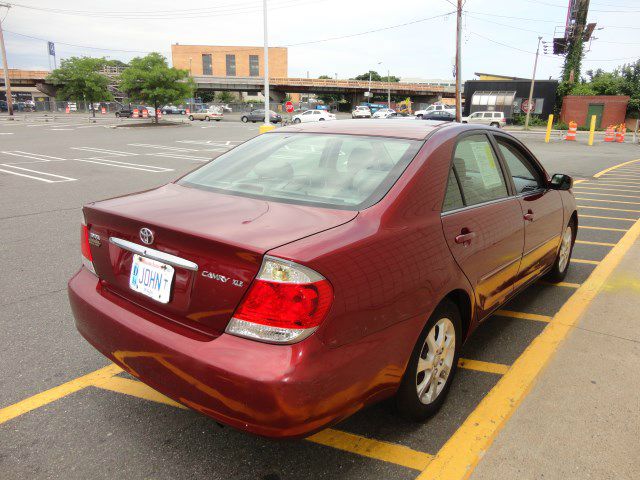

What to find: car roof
left=275, top=119, right=454, bottom=140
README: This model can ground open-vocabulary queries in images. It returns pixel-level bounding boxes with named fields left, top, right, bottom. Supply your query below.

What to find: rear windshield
left=178, top=133, right=422, bottom=210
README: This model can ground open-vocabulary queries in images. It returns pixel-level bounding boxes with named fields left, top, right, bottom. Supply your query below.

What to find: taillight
left=81, top=223, right=96, bottom=274
left=226, top=256, right=333, bottom=344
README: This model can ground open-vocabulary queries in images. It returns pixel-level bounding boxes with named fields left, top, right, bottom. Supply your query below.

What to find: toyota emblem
left=139, top=228, right=154, bottom=245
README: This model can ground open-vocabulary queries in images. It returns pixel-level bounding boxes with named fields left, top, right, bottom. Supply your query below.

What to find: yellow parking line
left=417, top=205, right=640, bottom=480
left=593, top=158, right=640, bottom=178
left=580, top=225, right=628, bottom=232
left=577, top=205, right=640, bottom=213
left=575, top=239, right=616, bottom=247
left=571, top=191, right=640, bottom=199
left=572, top=179, right=587, bottom=184
left=571, top=258, right=600, bottom=265
left=589, top=182, right=640, bottom=189
left=601, top=174, right=640, bottom=179
left=574, top=186, right=640, bottom=194
left=92, top=370, right=434, bottom=470
left=457, top=359, right=509, bottom=375
left=575, top=197, right=640, bottom=205
left=308, top=429, right=433, bottom=471
left=580, top=214, right=637, bottom=222
left=494, top=309, right=551, bottom=322
left=93, top=376, right=186, bottom=409
left=0, top=364, right=122, bottom=425
left=539, top=281, right=580, bottom=288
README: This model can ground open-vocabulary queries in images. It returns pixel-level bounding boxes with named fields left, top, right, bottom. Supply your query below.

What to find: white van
left=461, top=111, right=507, bottom=128
left=414, top=104, right=455, bottom=118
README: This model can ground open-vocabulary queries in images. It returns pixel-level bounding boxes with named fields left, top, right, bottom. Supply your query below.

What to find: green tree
left=49, top=56, right=113, bottom=117
left=215, top=91, right=235, bottom=103
left=118, top=53, right=194, bottom=123
left=351, top=71, right=400, bottom=82
left=196, top=90, right=216, bottom=103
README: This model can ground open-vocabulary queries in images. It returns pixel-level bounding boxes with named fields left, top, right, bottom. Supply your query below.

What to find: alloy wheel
left=416, top=317, right=456, bottom=405
left=558, top=225, right=573, bottom=273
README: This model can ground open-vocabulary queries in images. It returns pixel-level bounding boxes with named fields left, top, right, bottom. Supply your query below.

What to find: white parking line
left=1, top=151, right=69, bottom=163
left=71, top=147, right=137, bottom=157
left=0, top=164, right=77, bottom=183
left=176, top=140, right=240, bottom=147
left=145, top=152, right=210, bottom=162
left=0, top=132, right=14, bottom=135
left=75, top=157, right=173, bottom=172
left=128, top=143, right=200, bottom=152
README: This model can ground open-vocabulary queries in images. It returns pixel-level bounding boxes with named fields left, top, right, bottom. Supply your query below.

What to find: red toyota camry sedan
left=69, top=120, right=577, bottom=438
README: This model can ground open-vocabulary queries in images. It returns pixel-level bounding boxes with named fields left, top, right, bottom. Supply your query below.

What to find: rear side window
left=452, top=134, right=508, bottom=206
left=442, top=170, right=464, bottom=212
left=179, top=133, right=422, bottom=210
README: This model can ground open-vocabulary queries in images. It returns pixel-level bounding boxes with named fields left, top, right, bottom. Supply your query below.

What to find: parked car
left=219, top=104, right=233, bottom=113
left=420, top=110, right=456, bottom=122
left=189, top=107, right=223, bottom=122
left=115, top=105, right=153, bottom=118
left=351, top=105, right=372, bottom=118
left=415, top=104, right=455, bottom=118
left=462, top=111, right=507, bottom=128
left=0, top=100, right=7, bottom=112
left=372, top=108, right=397, bottom=119
left=240, top=109, right=282, bottom=123
left=292, top=109, right=336, bottom=123
left=161, top=105, right=186, bottom=115
left=69, top=120, right=577, bottom=438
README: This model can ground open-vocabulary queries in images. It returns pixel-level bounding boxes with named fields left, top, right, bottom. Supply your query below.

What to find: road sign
left=521, top=99, right=535, bottom=113
left=285, top=101, right=294, bottom=113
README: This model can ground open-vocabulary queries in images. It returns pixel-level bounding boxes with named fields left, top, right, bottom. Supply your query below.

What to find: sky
left=1, top=0, right=639, bottom=82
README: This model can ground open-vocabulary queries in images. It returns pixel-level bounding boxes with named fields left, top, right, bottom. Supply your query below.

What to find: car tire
left=188, top=115, right=194, bottom=121
left=115, top=112, right=120, bottom=118
left=216, top=119, right=221, bottom=122
left=416, top=114, right=423, bottom=119
left=546, top=219, right=576, bottom=283
left=293, top=118, right=301, bottom=124
left=462, top=121, right=468, bottom=124
left=490, top=122, right=500, bottom=128
left=318, top=118, right=325, bottom=121
left=205, top=116, right=210, bottom=121
left=241, top=116, right=248, bottom=123
left=395, top=298, right=461, bottom=421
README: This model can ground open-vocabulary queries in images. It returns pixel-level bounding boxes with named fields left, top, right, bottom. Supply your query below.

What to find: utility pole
left=454, top=0, right=462, bottom=122
left=387, top=69, right=391, bottom=106
left=524, top=36, right=543, bottom=130
left=262, top=0, right=270, bottom=129
left=0, top=2, right=14, bottom=117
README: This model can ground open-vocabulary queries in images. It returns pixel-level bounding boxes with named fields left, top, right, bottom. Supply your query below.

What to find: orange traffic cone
left=616, top=125, right=626, bottom=143
left=565, top=121, right=577, bottom=141
left=604, top=125, right=615, bottom=142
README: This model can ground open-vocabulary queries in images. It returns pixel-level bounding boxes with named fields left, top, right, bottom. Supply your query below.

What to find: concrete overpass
left=0, top=69, right=54, bottom=99
left=193, top=76, right=456, bottom=104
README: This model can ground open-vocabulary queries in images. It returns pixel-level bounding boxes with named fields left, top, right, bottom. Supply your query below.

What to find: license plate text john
left=129, top=254, right=174, bottom=303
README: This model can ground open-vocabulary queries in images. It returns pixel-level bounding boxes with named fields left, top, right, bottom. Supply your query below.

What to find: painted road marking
left=128, top=143, right=200, bottom=152
left=145, top=152, right=211, bottom=162
left=575, top=197, right=640, bottom=206
left=571, top=258, right=600, bottom=265
left=72, top=147, right=137, bottom=157
left=593, top=158, right=640, bottom=178
left=75, top=158, right=174, bottom=173
left=601, top=173, right=640, bottom=179
left=572, top=191, right=640, bottom=200
left=575, top=186, right=640, bottom=193
left=417, top=209, right=640, bottom=480
left=588, top=182, right=640, bottom=189
left=577, top=205, right=640, bottom=214
left=579, top=225, right=628, bottom=232
left=457, top=359, right=509, bottom=375
left=580, top=214, right=637, bottom=222
left=539, top=281, right=580, bottom=289
left=0, top=164, right=77, bottom=183
left=0, top=132, right=13, bottom=135
left=495, top=310, right=552, bottom=322
left=94, top=374, right=434, bottom=470
left=0, top=364, right=122, bottom=425
left=575, top=239, right=616, bottom=247
left=1, top=151, right=68, bottom=163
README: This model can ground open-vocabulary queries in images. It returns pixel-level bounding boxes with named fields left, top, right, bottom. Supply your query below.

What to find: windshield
left=178, top=133, right=422, bottom=210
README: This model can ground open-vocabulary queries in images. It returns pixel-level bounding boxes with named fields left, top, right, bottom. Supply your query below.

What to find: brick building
left=560, top=95, right=630, bottom=128
left=171, top=44, right=288, bottom=78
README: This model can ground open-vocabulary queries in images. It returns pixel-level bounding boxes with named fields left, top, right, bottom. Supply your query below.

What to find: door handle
left=455, top=229, right=476, bottom=245
left=524, top=209, right=534, bottom=222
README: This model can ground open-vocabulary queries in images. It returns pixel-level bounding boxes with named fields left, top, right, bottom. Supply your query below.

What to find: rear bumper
left=68, top=268, right=417, bottom=438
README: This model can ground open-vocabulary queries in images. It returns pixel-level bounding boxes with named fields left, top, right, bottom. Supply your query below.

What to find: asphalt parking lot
left=1, top=116, right=639, bottom=479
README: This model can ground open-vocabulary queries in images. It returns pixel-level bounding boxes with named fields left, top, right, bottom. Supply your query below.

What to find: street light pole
left=0, top=3, right=14, bottom=117
left=524, top=36, right=543, bottom=131
left=454, top=0, right=462, bottom=122
left=387, top=69, right=391, bottom=106
left=263, top=0, right=270, bottom=129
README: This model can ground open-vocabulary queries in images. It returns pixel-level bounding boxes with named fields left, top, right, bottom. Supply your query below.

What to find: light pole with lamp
left=260, top=0, right=275, bottom=134
left=524, top=36, right=543, bottom=130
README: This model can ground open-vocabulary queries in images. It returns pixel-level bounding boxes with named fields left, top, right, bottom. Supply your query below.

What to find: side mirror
left=549, top=173, right=573, bottom=191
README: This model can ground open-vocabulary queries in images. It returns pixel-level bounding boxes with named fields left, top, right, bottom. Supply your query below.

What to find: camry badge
left=139, top=227, right=154, bottom=245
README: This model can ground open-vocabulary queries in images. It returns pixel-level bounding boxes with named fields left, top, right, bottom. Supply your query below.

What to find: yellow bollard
left=259, top=124, right=277, bottom=134
left=545, top=114, right=553, bottom=143
left=588, top=114, right=596, bottom=146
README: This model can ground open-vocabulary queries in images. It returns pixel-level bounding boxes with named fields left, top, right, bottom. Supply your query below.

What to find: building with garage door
left=560, top=95, right=630, bottom=128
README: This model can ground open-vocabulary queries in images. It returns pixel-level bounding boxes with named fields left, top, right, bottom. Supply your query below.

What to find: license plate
left=129, top=254, right=174, bottom=303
